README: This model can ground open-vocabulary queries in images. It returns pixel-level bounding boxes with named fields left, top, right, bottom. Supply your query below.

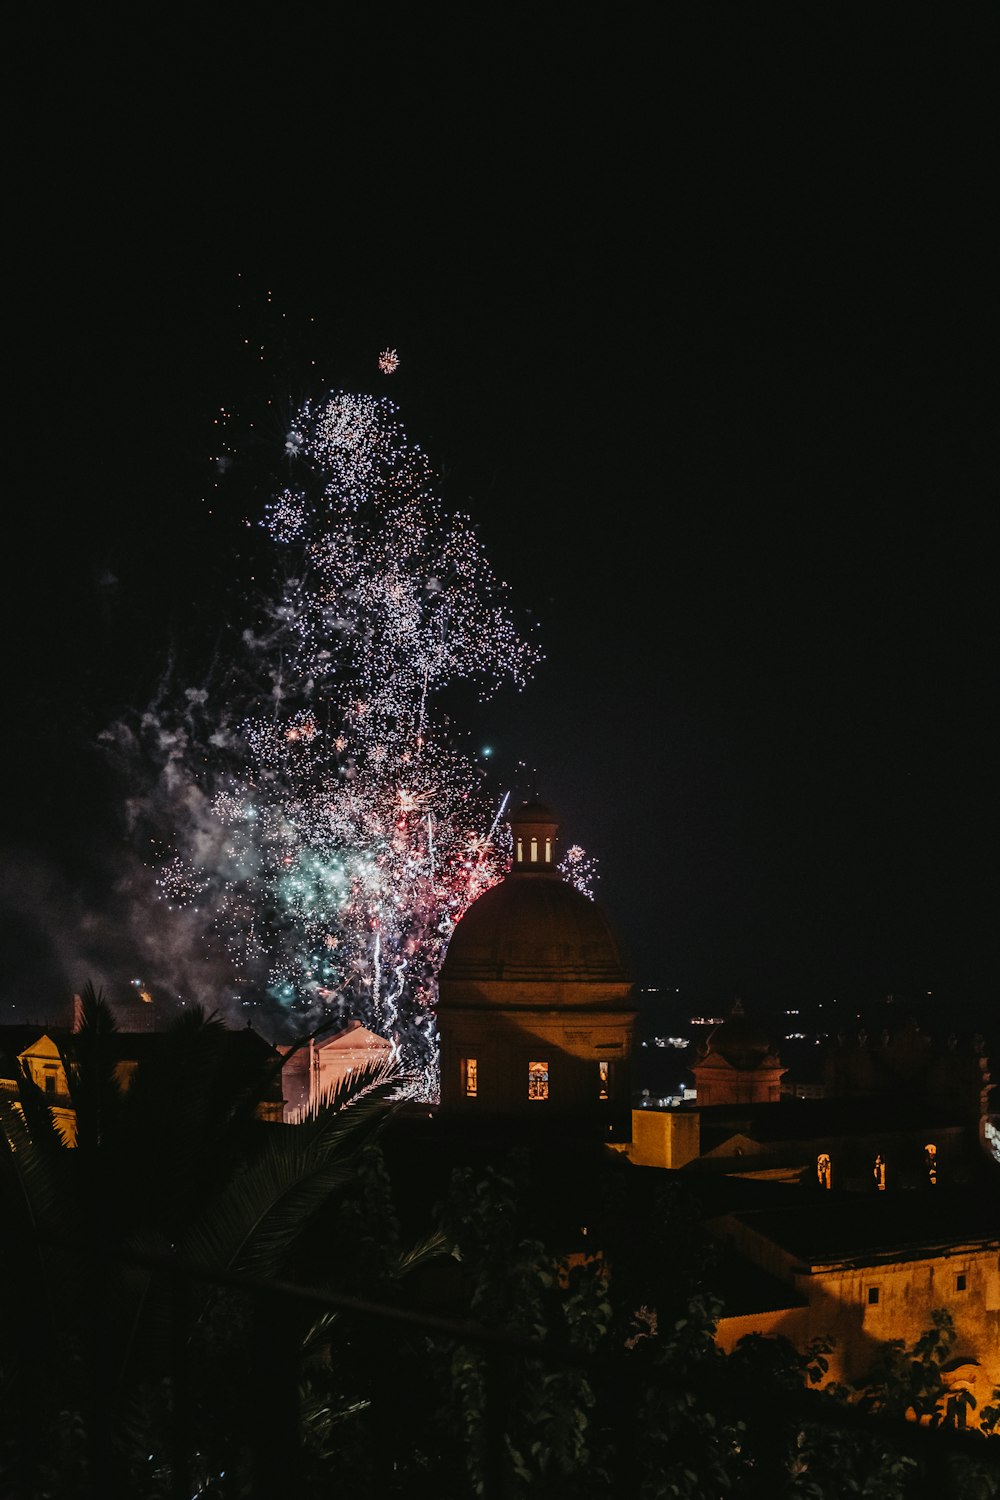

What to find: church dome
left=435, top=797, right=637, bottom=1129
left=701, top=1000, right=776, bottom=1069
left=440, top=874, right=631, bottom=990
left=438, top=798, right=633, bottom=1007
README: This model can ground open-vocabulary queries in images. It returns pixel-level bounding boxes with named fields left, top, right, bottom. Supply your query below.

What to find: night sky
left=6, top=9, right=997, bottom=1028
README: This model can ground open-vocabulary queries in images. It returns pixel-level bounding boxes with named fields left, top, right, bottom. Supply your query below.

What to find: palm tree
left=0, top=983, right=444, bottom=1498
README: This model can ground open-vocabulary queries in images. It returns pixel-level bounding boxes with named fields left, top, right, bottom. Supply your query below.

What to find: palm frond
left=175, top=1075, right=404, bottom=1291
left=397, top=1227, right=452, bottom=1278
left=113, top=1005, right=249, bottom=1227
left=292, top=1054, right=408, bottom=1124
left=6, top=1054, right=73, bottom=1155
left=66, top=981, right=125, bottom=1153
left=0, top=1095, right=86, bottom=1334
left=300, top=1304, right=343, bottom=1349
left=0, top=1096, right=66, bottom=1239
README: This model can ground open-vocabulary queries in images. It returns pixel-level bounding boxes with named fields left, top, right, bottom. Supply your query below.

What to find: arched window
left=530, top=837, right=539, bottom=863
left=598, top=1061, right=610, bottom=1100
left=924, top=1142, right=938, bottom=1185
left=463, top=1058, right=478, bottom=1098
left=528, top=1060, right=549, bottom=1100
left=873, top=1153, right=886, bottom=1191
left=817, top=1152, right=832, bottom=1189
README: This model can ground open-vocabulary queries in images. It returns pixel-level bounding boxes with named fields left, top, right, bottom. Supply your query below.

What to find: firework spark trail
left=115, top=391, right=547, bottom=1099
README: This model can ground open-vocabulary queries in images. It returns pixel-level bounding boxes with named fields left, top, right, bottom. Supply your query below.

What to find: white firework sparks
left=121, top=390, right=544, bottom=1098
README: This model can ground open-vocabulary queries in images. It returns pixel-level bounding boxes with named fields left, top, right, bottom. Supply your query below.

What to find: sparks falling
left=115, top=391, right=544, bottom=1098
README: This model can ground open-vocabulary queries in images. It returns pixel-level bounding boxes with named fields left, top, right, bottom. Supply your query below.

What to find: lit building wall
left=439, top=1004, right=634, bottom=1133
left=711, top=1214, right=1000, bottom=1426
left=627, top=1107, right=701, bottom=1168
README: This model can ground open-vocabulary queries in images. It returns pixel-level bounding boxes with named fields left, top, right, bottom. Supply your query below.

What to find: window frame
left=527, top=1059, right=549, bottom=1101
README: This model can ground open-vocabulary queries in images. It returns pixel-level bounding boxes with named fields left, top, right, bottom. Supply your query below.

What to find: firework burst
left=117, top=391, right=544, bottom=1098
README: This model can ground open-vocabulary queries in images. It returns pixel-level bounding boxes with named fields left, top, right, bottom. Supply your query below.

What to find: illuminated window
left=867, top=1286, right=879, bottom=1305
left=873, top=1154, right=886, bottom=1191
left=925, top=1142, right=938, bottom=1185
left=44, top=1075, right=56, bottom=1095
left=464, top=1058, right=478, bottom=1098
left=956, top=1273, right=967, bottom=1292
left=528, top=1060, right=549, bottom=1100
left=598, top=1061, right=610, bottom=1100
left=515, top=835, right=551, bottom=863
left=817, top=1152, right=832, bottom=1189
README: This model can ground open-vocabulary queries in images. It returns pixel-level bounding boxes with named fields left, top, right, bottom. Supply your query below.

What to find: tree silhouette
left=0, top=982, right=441, bottom=1497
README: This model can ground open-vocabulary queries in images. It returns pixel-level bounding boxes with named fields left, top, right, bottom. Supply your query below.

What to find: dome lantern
left=507, top=798, right=558, bottom=872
